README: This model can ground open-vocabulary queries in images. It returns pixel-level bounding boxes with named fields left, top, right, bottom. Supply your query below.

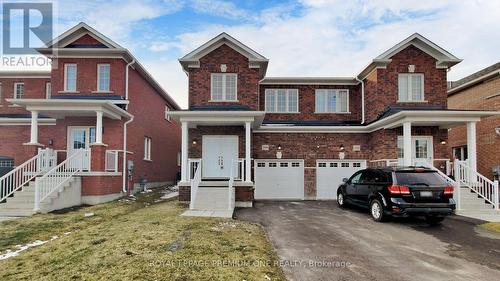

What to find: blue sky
left=2, top=0, right=500, bottom=108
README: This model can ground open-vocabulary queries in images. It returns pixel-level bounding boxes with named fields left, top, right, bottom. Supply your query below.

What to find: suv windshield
left=395, top=171, right=447, bottom=186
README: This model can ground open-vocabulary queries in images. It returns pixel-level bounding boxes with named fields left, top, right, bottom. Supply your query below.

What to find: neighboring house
left=448, top=62, right=500, bottom=180
left=169, top=32, right=499, bottom=216
left=0, top=23, right=181, bottom=216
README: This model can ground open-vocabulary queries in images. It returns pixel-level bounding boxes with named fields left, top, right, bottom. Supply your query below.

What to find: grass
left=479, top=222, right=500, bottom=233
left=0, top=189, right=285, bottom=281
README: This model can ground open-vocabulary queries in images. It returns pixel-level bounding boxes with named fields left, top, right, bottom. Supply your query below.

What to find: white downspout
left=355, top=77, right=365, bottom=124
left=123, top=59, right=135, bottom=193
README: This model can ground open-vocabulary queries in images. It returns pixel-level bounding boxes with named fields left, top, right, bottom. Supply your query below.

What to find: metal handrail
left=189, top=161, right=202, bottom=210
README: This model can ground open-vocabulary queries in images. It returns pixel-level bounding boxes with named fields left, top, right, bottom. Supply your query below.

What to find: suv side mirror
left=342, top=178, right=349, bottom=183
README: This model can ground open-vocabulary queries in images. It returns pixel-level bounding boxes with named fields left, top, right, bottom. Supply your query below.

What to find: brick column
left=90, top=144, right=107, bottom=172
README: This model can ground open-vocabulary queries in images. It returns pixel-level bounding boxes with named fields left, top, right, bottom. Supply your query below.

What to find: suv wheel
left=337, top=192, right=346, bottom=208
left=370, top=199, right=386, bottom=222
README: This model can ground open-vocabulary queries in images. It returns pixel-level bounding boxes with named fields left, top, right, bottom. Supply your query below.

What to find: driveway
left=236, top=201, right=500, bottom=281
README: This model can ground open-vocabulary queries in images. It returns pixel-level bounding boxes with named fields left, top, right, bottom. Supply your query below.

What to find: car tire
left=337, top=192, right=347, bottom=208
left=426, top=216, right=445, bottom=225
left=370, top=199, right=387, bottom=222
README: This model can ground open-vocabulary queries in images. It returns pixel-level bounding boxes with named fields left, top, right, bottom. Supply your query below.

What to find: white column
left=95, top=110, right=103, bottom=144
left=466, top=121, right=477, bottom=173
left=245, top=121, right=251, bottom=182
left=403, top=121, right=412, bottom=167
left=181, top=121, right=188, bottom=182
left=30, top=110, right=39, bottom=144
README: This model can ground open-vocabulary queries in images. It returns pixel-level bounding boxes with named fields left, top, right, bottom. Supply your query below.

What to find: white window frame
left=0, top=82, right=2, bottom=101
left=165, top=105, right=171, bottom=122
left=264, top=89, right=299, bottom=113
left=398, top=73, right=425, bottom=102
left=210, top=73, right=238, bottom=101
left=13, top=82, right=24, bottom=99
left=144, top=137, right=152, bottom=161
left=397, top=136, right=433, bottom=161
left=64, top=64, right=77, bottom=92
left=97, top=64, right=111, bottom=92
left=45, top=82, right=51, bottom=99
left=314, top=89, right=349, bottom=113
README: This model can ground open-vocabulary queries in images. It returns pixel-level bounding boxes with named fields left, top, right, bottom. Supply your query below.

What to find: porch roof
left=254, top=109, right=500, bottom=133
left=6, top=99, right=133, bottom=120
left=168, top=110, right=266, bottom=128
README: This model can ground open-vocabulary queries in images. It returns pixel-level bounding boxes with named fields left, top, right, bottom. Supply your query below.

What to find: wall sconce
left=316, top=145, right=320, bottom=149
left=440, top=140, right=447, bottom=145
left=339, top=144, right=345, bottom=151
left=192, top=139, right=197, bottom=145
left=48, top=139, right=54, bottom=146
left=277, top=144, right=282, bottom=150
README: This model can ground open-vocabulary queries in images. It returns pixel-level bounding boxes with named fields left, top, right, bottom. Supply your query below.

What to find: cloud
left=189, top=0, right=248, bottom=19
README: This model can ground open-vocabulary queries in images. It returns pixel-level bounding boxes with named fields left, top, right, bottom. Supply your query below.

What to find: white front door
left=67, top=127, right=95, bottom=170
left=202, top=136, right=238, bottom=178
left=398, top=136, right=433, bottom=167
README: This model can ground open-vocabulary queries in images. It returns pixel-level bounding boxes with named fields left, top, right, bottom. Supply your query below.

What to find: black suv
left=337, top=167, right=456, bottom=224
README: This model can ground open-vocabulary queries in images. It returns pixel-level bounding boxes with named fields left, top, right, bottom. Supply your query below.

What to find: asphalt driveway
left=236, top=201, right=500, bottom=281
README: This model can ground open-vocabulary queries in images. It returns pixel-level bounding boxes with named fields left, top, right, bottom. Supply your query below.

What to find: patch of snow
left=0, top=234, right=65, bottom=260
left=84, top=212, right=94, bottom=218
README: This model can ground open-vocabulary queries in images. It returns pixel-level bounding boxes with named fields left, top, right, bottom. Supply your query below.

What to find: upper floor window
left=45, top=82, right=51, bottom=99
left=64, top=64, right=77, bottom=92
left=211, top=73, right=237, bottom=101
left=14, top=83, right=24, bottom=99
left=265, top=89, right=298, bottom=113
left=315, top=89, right=349, bottom=113
left=165, top=105, right=171, bottom=121
left=144, top=137, right=152, bottom=161
left=97, top=64, right=110, bottom=92
left=398, top=73, right=424, bottom=102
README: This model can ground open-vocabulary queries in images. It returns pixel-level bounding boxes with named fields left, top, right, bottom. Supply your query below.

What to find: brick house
left=169, top=33, right=499, bottom=216
left=0, top=23, right=181, bottom=215
left=448, top=62, right=500, bottom=180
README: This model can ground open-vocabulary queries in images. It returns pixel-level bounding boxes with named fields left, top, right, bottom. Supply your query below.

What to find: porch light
left=277, top=144, right=282, bottom=150
left=192, top=139, right=197, bottom=145
left=339, top=144, right=345, bottom=151
left=440, top=139, right=447, bottom=145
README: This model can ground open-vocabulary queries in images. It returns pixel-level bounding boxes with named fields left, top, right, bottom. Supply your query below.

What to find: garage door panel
left=254, top=160, right=304, bottom=200
left=316, top=160, right=366, bottom=200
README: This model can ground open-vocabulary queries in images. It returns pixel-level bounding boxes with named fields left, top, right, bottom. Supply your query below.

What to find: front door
left=202, top=136, right=238, bottom=179
left=398, top=136, right=433, bottom=167
left=67, top=127, right=95, bottom=170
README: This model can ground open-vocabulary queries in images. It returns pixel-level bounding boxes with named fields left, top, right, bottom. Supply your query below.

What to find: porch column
left=181, top=121, right=188, bottom=182
left=403, top=121, right=412, bottom=167
left=95, top=110, right=103, bottom=144
left=245, top=121, right=251, bottom=182
left=466, top=121, right=477, bottom=173
left=30, top=110, right=39, bottom=144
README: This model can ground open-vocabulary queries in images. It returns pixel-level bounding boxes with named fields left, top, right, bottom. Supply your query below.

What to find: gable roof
left=45, top=22, right=124, bottom=49
left=448, top=62, right=500, bottom=95
left=179, top=32, right=269, bottom=76
left=358, top=33, right=462, bottom=79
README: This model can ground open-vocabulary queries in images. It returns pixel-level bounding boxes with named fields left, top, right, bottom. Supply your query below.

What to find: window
left=269, top=162, right=277, bottom=167
left=453, top=146, right=467, bottom=161
left=291, top=162, right=300, bottom=167
left=64, top=64, right=77, bottom=91
left=315, top=89, right=349, bottom=113
left=280, top=162, right=288, bottom=167
left=318, top=162, right=327, bottom=167
left=350, top=171, right=362, bottom=184
left=257, top=162, right=266, bottom=167
left=330, top=162, right=338, bottom=167
left=45, top=82, right=51, bottom=99
left=265, top=89, right=299, bottom=113
left=398, top=73, right=424, bottom=102
left=211, top=73, right=237, bottom=101
left=14, top=83, right=24, bottom=99
left=144, top=137, right=152, bottom=161
left=341, top=163, right=350, bottom=167
left=0, top=83, right=2, bottom=101
left=165, top=105, right=171, bottom=121
left=97, top=64, right=110, bottom=92
left=353, top=162, right=361, bottom=168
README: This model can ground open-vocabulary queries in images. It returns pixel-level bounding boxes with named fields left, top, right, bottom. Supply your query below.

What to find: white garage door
left=254, top=159, right=304, bottom=200
left=316, top=160, right=367, bottom=200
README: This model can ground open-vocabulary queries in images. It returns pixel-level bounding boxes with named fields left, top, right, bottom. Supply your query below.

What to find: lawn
left=479, top=222, right=500, bottom=233
left=0, top=189, right=285, bottom=281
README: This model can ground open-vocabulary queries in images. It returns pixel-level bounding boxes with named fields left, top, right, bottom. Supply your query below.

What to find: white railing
left=0, top=149, right=55, bottom=203
left=189, top=161, right=202, bottom=210
left=455, top=161, right=499, bottom=210
left=105, top=150, right=119, bottom=172
left=228, top=160, right=236, bottom=211
left=236, top=159, right=244, bottom=181
left=34, top=149, right=89, bottom=212
left=432, top=165, right=462, bottom=209
left=188, top=159, right=201, bottom=180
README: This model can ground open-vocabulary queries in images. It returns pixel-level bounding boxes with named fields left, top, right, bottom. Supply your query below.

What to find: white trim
left=64, top=64, right=77, bottom=92
left=45, top=22, right=124, bottom=49
left=264, top=88, right=299, bottom=113
left=260, top=77, right=358, bottom=85
left=45, top=82, right=51, bottom=99
left=397, top=135, right=434, bottom=165
left=13, top=82, right=24, bottom=99
left=97, top=64, right=110, bottom=92
left=210, top=73, right=238, bottom=101
left=398, top=73, right=425, bottom=102
left=165, top=105, right=172, bottom=122
left=0, top=118, right=56, bottom=126
left=144, top=136, right=152, bottom=161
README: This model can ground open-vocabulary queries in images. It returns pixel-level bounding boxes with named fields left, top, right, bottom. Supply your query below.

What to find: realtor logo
left=2, top=2, right=53, bottom=54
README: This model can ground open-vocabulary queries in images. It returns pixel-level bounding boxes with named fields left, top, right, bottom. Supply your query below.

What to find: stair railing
left=189, top=161, right=202, bottom=210
left=228, top=160, right=236, bottom=211
left=34, top=149, right=89, bottom=212
left=455, top=161, right=499, bottom=210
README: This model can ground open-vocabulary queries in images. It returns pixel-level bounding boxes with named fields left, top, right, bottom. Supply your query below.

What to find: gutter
left=122, top=58, right=135, bottom=194
left=125, top=59, right=136, bottom=110
left=355, top=76, right=365, bottom=124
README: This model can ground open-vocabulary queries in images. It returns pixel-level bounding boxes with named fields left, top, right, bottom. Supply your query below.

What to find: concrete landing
left=457, top=210, right=500, bottom=222
left=181, top=209, right=234, bottom=218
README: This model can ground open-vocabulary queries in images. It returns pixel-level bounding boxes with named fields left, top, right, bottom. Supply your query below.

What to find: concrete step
left=460, top=203, right=494, bottom=210
left=199, top=181, right=229, bottom=187
left=193, top=187, right=230, bottom=210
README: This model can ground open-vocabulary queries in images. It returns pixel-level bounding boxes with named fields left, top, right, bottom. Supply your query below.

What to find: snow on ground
left=0, top=232, right=71, bottom=260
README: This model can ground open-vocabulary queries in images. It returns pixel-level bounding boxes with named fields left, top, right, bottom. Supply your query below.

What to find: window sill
left=208, top=100, right=239, bottom=103
left=314, top=112, right=351, bottom=114
left=143, top=159, right=152, bottom=162
left=92, top=91, right=114, bottom=94
left=8, top=104, right=21, bottom=107
left=265, top=112, right=301, bottom=114
left=397, top=100, right=428, bottom=103
left=58, top=91, right=80, bottom=94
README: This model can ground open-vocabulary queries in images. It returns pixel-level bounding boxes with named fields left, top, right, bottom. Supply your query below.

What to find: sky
left=2, top=0, right=500, bottom=108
